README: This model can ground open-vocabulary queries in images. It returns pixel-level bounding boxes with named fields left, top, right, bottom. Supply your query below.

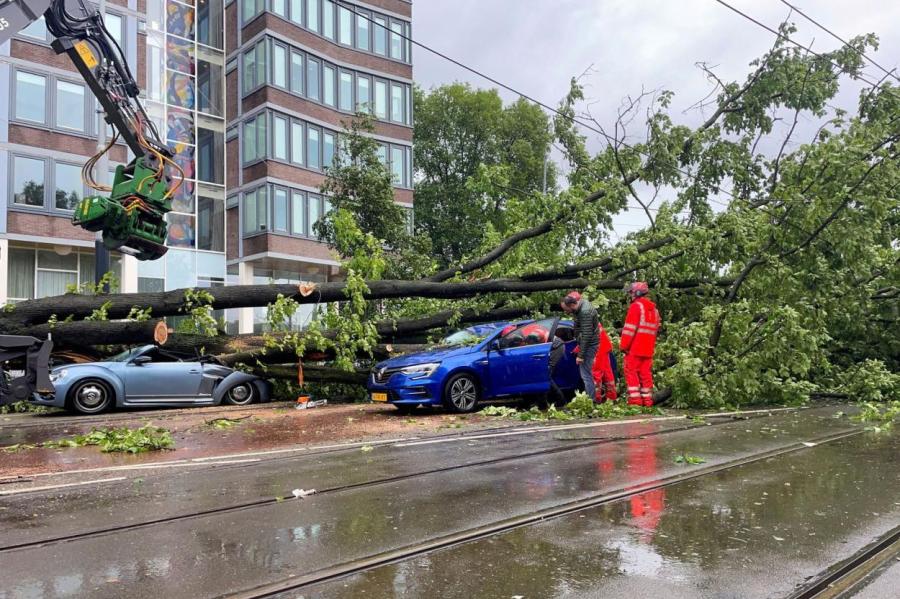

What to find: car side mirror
left=489, top=340, right=501, bottom=351
left=132, top=356, right=151, bottom=366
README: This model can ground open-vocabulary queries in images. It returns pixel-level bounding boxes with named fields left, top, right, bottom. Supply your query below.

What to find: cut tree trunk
left=5, top=320, right=169, bottom=349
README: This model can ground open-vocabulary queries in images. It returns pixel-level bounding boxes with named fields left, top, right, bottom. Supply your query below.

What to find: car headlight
left=399, top=363, right=440, bottom=379
left=49, top=369, right=68, bottom=383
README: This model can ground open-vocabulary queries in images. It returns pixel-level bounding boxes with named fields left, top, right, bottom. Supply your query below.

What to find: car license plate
left=371, top=392, right=388, bottom=402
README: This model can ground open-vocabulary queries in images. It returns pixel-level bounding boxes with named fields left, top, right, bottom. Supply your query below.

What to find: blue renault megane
left=368, top=317, right=582, bottom=413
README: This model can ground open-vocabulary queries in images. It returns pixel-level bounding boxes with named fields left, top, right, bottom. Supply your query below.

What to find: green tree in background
left=413, top=83, right=556, bottom=266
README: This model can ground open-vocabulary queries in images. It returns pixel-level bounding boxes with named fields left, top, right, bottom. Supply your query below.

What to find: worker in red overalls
left=620, top=282, right=660, bottom=406
left=591, top=322, right=617, bottom=403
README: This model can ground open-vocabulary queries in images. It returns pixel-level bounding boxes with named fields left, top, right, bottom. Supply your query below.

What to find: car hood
left=377, top=345, right=477, bottom=369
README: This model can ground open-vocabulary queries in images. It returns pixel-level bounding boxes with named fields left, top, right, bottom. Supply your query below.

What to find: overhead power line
left=778, top=0, right=900, bottom=84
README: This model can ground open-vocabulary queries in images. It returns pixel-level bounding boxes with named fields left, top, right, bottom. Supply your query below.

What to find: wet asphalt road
left=0, top=405, right=897, bottom=598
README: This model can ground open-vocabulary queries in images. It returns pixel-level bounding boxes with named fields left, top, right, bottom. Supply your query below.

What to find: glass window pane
left=15, top=71, right=46, bottom=123
left=339, top=71, right=353, bottom=111
left=307, top=127, right=320, bottom=169
left=290, top=0, right=301, bottom=24
left=256, top=113, right=267, bottom=160
left=273, top=188, right=288, bottom=232
left=322, top=0, right=334, bottom=39
left=338, top=5, right=352, bottom=45
left=243, top=48, right=255, bottom=93
left=255, top=41, right=267, bottom=88
left=376, top=143, right=387, bottom=165
left=243, top=190, right=256, bottom=233
left=374, top=17, right=387, bottom=55
left=198, top=127, right=224, bottom=184
left=273, top=0, right=286, bottom=17
left=390, top=83, right=403, bottom=122
left=13, top=156, right=45, bottom=207
left=323, top=132, right=335, bottom=168
left=55, top=163, right=83, bottom=211
left=291, top=191, right=307, bottom=236
left=37, top=249, right=77, bottom=270
left=256, top=186, right=268, bottom=230
left=323, top=65, right=335, bottom=106
left=356, top=12, right=369, bottom=51
left=197, top=60, right=224, bottom=116
left=356, top=76, right=370, bottom=113
left=273, top=116, right=288, bottom=160
left=290, top=51, right=303, bottom=94
left=37, top=270, right=77, bottom=298
left=198, top=0, right=224, bottom=49
left=243, top=119, right=256, bottom=162
left=306, top=0, right=319, bottom=32
left=56, top=81, right=85, bottom=131
left=306, top=58, right=320, bottom=101
left=242, top=0, right=257, bottom=22
left=291, top=121, right=304, bottom=165
left=105, top=13, right=124, bottom=50
left=197, top=196, right=224, bottom=252
left=390, top=21, right=402, bottom=59
left=8, top=249, right=36, bottom=300
left=391, top=146, right=403, bottom=186
left=308, top=194, right=321, bottom=233
left=374, top=80, right=387, bottom=119
left=273, top=43, right=287, bottom=88
left=21, top=16, right=47, bottom=40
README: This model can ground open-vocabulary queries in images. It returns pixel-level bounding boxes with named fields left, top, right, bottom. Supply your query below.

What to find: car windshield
left=441, top=329, right=490, bottom=347
left=107, top=348, right=141, bottom=362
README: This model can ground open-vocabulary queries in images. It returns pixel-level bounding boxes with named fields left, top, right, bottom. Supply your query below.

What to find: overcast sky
left=411, top=0, right=900, bottom=238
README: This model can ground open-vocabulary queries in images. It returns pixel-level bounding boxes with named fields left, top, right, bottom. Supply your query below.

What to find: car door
left=487, top=318, right=557, bottom=396
left=125, top=348, right=203, bottom=402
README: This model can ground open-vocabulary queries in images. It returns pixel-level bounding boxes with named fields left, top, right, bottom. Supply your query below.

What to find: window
left=290, top=50, right=304, bottom=94
left=7, top=249, right=35, bottom=300
left=242, top=42, right=267, bottom=94
left=323, top=65, right=336, bottom=107
left=390, top=21, right=403, bottom=60
left=356, top=11, right=370, bottom=51
left=198, top=0, right=224, bottom=49
left=306, top=0, right=319, bottom=32
left=36, top=251, right=78, bottom=298
left=291, top=121, right=304, bottom=165
left=12, top=156, right=45, bottom=207
left=273, top=188, right=288, bottom=232
left=197, top=60, right=224, bottom=116
left=242, top=0, right=262, bottom=21
left=15, top=71, right=46, bottom=123
left=308, top=194, right=322, bottom=234
left=376, top=144, right=387, bottom=166
left=139, top=277, right=165, bottom=293
left=290, top=0, right=302, bottom=24
left=105, top=13, right=124, bottom=50
left=272, top=43, right=287, bottom=88
left=55, top=163, right=83, bottom=211
left=357, top=76, right=370, bottom=113
left=273, top=115, right=288, bottom=161
left=292, top=191, right=307, bottom=235
left=390, top=83, right=403, bottom=122
left=391, top=146, right=404, bottom=187
left=374, top=80, right=387, bottom=119
left=307, top=127, right=321, bottom=169
left=338, top=4, right=352, bottom=45
left=339, top=71, right=353, bottom=112
left=373, top=16, right=387, bottom=55
left=306, top=58, right=320, bottom=101
left=197, top=196, right=225, bottom=252
left=21, top=16, right=48, bottom=41
left=272, top=0, right=286, bottom=17
left=322, top=0, right=334, bottom=39
left=243, top=113, right=267, bottom=163
left=243, top=187, right=268, bottom=233
left=323, top=132, right=335, bottom=168
left=55, top=81, right=85, bottom=131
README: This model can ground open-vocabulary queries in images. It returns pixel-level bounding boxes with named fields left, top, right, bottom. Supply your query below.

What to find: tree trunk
left=6, top=320, right=169, bottom=349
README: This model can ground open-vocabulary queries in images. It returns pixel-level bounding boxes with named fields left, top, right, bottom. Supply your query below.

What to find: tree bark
left=6, top=320, right=169, bottom=349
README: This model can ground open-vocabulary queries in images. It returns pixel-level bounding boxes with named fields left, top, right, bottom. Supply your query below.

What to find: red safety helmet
left=500, top=324, right=517, bottom=337
left=626, top=281, right=650, bottom=297
left=562, top=291, right=582, bottom=306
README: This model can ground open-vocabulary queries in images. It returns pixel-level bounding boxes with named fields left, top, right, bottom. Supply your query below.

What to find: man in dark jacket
left=560, top=291, right=600, bottom=399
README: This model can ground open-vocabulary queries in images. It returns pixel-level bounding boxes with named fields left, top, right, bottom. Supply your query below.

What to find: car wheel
left=69, top=379, right=113, bottom=415
left=442, top=373, right=480, bottom=413
left=394, top=403, right=419, bottom=415
left=224, top=383, right=255, bottom=405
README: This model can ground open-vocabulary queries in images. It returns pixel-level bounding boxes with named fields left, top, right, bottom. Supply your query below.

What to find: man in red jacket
left=620, top=282, right=660, bottom=406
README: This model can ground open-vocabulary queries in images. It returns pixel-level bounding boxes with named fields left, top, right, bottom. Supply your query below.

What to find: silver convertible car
left=32, top=345, right=271, bottom=414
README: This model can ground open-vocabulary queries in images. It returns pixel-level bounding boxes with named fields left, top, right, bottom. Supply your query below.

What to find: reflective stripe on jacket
left=619, top=296, right=659, bottom=357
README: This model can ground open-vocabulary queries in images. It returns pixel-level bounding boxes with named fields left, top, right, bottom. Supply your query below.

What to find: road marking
left=393, top=407, right=799, bottom=447
left=0, top=477, right=127, bottom=496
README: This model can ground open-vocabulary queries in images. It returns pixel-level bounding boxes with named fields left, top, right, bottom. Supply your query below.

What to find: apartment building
left=0, top=0, right=412, bottom=334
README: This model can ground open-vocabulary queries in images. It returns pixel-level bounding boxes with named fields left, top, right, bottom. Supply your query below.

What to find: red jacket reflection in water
left=626, top=436, right=666, bottom=541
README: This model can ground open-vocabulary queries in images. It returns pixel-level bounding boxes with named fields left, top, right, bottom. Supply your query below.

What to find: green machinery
left=73, top=157, right=173, bottom=262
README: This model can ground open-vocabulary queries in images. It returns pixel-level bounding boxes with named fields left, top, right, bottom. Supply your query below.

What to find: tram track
left=0, top=408, right=794, bottom=553
left=226, top=427, right=865, bottom=598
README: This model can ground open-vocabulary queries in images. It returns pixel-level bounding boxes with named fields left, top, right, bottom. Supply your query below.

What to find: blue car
left=368, top=317, right=582, bottom=413
left=33, top=345, right=271, bottom=414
